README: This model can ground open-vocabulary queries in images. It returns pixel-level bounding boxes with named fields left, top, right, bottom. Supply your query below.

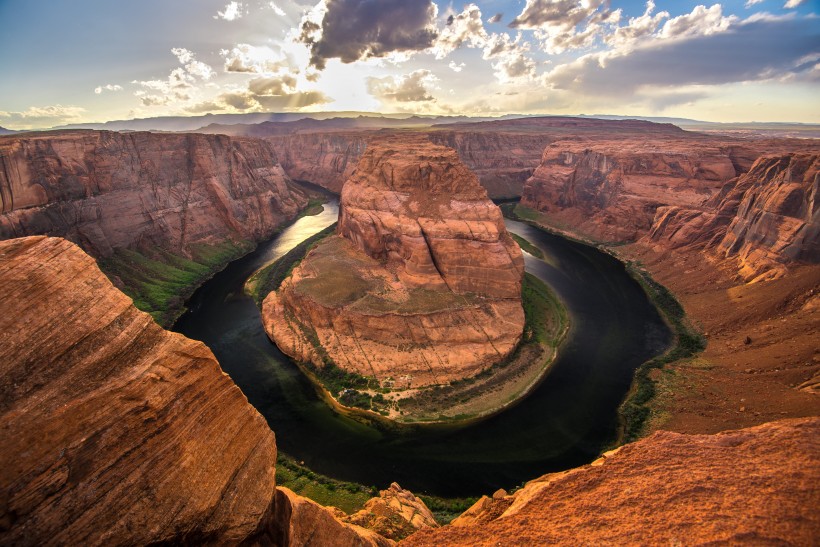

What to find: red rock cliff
left=403, top=418, right=820, bottom=546
left=0, top=131, right=307, bottom=258
left=646, top=153, right=819, bottom=281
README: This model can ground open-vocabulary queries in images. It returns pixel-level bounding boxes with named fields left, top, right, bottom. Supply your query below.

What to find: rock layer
left=0, top=236, right=390, bottom=546
left=263, top=137, right=525, bottom=389
left=0, top=130, right=307, bottom=258
left=403, top=418, right=820, bottom=546
left=0, top=236, right=277, bottom=545
left=646, top=153, right=819, bottom=281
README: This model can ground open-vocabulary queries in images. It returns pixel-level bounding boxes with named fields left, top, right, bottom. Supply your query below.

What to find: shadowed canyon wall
left=0, top=131, right=307, bottom=259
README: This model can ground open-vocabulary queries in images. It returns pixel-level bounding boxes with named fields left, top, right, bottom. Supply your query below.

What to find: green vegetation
left=296, top=198, right=327, bottom=219
left=511, top=233, right=545, bottom=259
left=618, top=264, right=706, bottom=443
left=276, top=454, right=375, bottom=514
left=521, top=272, right=567, bottom=345
left=419, top=494, right=479, bottom=525
left=98, top=239, right=254, bottom=327
left=248, top=223, right=337, bottom=304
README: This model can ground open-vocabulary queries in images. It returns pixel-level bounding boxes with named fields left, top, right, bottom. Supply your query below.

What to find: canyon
left=1, top=116, right=818, bottom=544
left=0, top=130, right=308, bottom=323
left=262, top=136, right=527, bottom=399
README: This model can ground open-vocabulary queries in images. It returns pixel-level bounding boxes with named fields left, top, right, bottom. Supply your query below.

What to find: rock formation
left=345, top=483, right=438, bottom=541
left=521, top=139, right=743, bottom=241
left=402, top=418, right=820, bottom=546
left=263, top=137, right=525, bottom=389
left=646, top=153, right=819, bottom=281
left=0, top=130, right=307, bottom=259
left=0, top=236, right=389, bottom=546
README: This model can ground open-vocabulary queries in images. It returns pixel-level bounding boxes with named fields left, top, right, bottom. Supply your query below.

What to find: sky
left=0, top=0, right=818, bottom=129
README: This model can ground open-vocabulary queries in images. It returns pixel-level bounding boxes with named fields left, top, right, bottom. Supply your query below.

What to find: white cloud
left=784, top=0, right=805, bottom=7
left=745, top=0, right=765, bottom=7
left=367, top=69, right=438, bottom=102
left=269, top=1, right=285, bottom=16
left=94, top=84, right=123, bottom=94
left=0, top=104, right=87, bottom=129
left=214, top=1, right=245, bottom=21
left=171, top=47, right=215, bottom=80
left=220, top=44, right=287, bottom=73
left=510, top=0, right=621, bottom=54
left=432, top=3, right=487, bottom=59
left=448, top=61, right=465, bottom=72
left=659, top=5, right=736, bottom=39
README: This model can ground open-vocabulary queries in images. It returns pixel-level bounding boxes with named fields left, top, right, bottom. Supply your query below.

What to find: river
left=174, top=199, right=671, bottom=497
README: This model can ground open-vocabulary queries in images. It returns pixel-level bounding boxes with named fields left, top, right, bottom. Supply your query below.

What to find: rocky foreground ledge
left=262, top=136, right=527, bottom=401
left=1, top=236, right=817, bottom=545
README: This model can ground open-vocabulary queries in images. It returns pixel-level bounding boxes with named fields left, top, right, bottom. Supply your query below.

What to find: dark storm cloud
left=300, top=0, right=438, bottom=69
left=547, top=16, right=820, bottom=95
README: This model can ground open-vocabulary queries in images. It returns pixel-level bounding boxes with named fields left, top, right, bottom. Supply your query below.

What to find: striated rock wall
left=520, top=139, right=742, bottom=242
left=0, top=236, right=278, bottom=545
left=0, top=131, right=307, bottom=258
left=646, top=153, right=819, bottom=281
left=267, top=132, right=367, bottom=194
left=0, top=235, right=393, bottom=546
left=266, top=129, right=551, bottom=198
left=337, top=137, right=524, bottom=299
left=403, top=418, right=820, bottom=546
left=264, top=137, right=525, bottom=389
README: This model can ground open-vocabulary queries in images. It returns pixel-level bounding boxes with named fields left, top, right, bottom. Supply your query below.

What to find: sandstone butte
left=0, top=130, right=307, bottom=259
left=262, top=136, right=525, bottom=391
left=0, top=236, right=394, bottom=546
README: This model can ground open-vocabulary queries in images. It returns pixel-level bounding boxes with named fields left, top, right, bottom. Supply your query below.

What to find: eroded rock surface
left=403, top=418, right=820, bottom=546
left=0, top=236, right=390, bottom=546
left=0, top=131, right=307, bottom=258
left=647, top=153, right=819, bottom=281
left=345, top=483, right=437, bottom=541
left=263, top=137, right=525, bottom=389
left=0, top=236, right=278, bottom=545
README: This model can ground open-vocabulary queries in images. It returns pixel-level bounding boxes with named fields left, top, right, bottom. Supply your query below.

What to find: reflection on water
left=174, top=204, right=671, bottom=497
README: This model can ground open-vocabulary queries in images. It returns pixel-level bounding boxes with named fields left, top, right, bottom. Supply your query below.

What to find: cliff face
left=646, top=153, right=819, bottom=281
left=267, top=132, right=367, bottom=194
left=426, top=131, right=549, bottom=198
left=0, top=236, right=392, bottom=546
left=263, top=137, right=525, bottom=389
left=403, top=417, right=820, bottom=546
left=0, top=236, right=277, bottom=545
left=520, top=139, right=741, bottom=242
left=0, top=131, right=307, bottom=258
left=266, top=130, right=551, bottom=198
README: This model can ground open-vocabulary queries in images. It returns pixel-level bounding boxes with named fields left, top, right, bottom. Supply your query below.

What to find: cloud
left=367, top=69, right=437, bottom=102
left=488, top=13, right=503, bottom=24
left=94, top=84, right=123, bottom=94
left=221, top=44, right=288, bottom=73
left=269, top=1, right=285, bottom=16
left=544, top=15, right=820, bottom=99
left=214, top=1, right=245, bottom=20
left=0, top=104, right=86, bottom=129
left=299, top=0, right=438, bottom=69
left=132, top=49, right=215, bottom=107
left=171, top=47, right=215, bottom=80
left=784, top=0, right=806, bottom=7
left=745, top=0, right=765, bottom=6
left=509, top=0, right=621, bottom=54
left=432, top=3, right=487, bottom=59
left=448, top=61, right=465, bottom=72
